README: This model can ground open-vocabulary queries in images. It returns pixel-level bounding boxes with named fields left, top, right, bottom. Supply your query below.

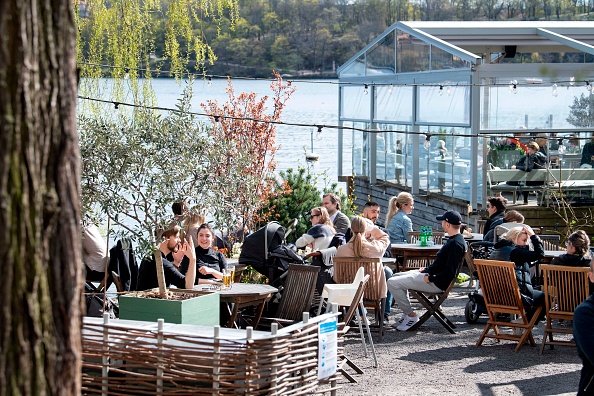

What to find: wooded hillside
left=78, top=0, right=594, bottom=78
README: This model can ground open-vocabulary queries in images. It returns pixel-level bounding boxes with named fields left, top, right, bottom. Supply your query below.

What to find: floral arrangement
left=231, top=242, right=242, bottom=259
left=489, top=137, right=527, bottom=154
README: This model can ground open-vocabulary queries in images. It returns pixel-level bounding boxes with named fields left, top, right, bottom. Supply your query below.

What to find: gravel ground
left=331, top=283, right=583, bottom=396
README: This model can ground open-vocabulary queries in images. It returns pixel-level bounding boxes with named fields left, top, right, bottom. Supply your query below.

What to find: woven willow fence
left=82, top=312, right=342, bottom=395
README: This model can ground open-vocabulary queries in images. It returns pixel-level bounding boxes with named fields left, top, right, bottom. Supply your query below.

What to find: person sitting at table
left=580, top=135, right=594, bottom=168
left=483, top=209, right=524, bottom=243
left=386, top=192, right=414, bottom=244
left=482, top=196, right=506, bottom=240
left=181, top=223, right=226, bottom=282
left=137, top=225, right=197, bottom=290
left=295, top=220, right=336, bottom=294
left=387, top=210, right=466, bottom=331
left=551, top=230, right=592, bottom=268
left=489, top=225, right=545, bottom=319
left=510, top=141, right=548, bottom=204
left=183, top=210, right=206, bottom=247
left=335, top=216, right=390, bottom=258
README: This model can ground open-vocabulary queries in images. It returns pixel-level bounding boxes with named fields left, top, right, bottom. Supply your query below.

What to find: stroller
left=239, top=220, right=304, bottom=289
left=465, top=241, right=494, bottom=324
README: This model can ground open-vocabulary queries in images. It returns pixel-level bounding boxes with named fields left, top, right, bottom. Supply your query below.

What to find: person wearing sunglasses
left=482, top=196, right=507, bottom=241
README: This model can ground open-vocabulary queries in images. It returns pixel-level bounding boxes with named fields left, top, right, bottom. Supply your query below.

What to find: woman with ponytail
left=335, top=216, right=389, bottom=259
left=386, top=192, right=414, bottom=244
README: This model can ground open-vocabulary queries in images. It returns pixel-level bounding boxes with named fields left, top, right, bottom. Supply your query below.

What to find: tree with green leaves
left=567, top=93, right=594, bottom=128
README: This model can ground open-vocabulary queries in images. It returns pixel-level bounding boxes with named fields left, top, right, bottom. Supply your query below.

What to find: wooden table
left=193, top=283, right=277, bottom=328
left=540, top=250, right=565, bottom=264
left=391, top=243, right=443, bottom=271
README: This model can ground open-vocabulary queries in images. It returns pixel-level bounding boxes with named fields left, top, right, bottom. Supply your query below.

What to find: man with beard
left=137, top=225, right=197, bottom=290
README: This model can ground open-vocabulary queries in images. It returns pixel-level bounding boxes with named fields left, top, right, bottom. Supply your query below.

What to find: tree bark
left=0, top=1, right=81, bottom=395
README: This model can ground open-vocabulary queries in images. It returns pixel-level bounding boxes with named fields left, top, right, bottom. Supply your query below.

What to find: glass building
left=337, top=22, right=594, bottom=209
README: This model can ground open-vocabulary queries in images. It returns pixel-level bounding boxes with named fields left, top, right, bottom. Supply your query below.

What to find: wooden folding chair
left=408, top=255, right=465, bottom=333
left=540, top=264, right=590, bottom=354
left=474, top=259, right=543, bottom=352
left=333, top=257, right=386, bottom=341
left=539, top=235, right=562, bottom=251
left=336, top=274, right=376, bottom=382
left=257, top=264, right=319, bottom=328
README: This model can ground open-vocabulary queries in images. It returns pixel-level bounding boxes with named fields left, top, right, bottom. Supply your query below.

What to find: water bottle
left=427, top=226, right=433, bottom=246
left=420, top=226, right=427, bottom=247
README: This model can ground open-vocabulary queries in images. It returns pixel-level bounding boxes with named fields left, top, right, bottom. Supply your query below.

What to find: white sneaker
left=392, top=314, right=407, bottom=329
left=396, top=315, right=419, bottom=331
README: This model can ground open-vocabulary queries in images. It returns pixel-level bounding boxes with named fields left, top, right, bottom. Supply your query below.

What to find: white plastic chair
left=317, top=266, right=365, bottom=316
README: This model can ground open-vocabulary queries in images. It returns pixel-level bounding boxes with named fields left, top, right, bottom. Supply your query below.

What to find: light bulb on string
left=446, top=86, right=452, bottom=96
left=552, top=83, right=558, bottom=97
left=587, top=81, right=592, bottom=92
left=388, top=84, right=393, bottom=94
left=364, top=84, right=369, bottom=95
left=511, top=80, right=518, bottom=94
left=570, top=76, right=575, bottom=86
left=438, top=85, right=444, bottom=96
left=207, top=76, right=213, bottom=86
left=424, top=135, right=431, bottom=150
left=316, top=125, right=323, bottom=141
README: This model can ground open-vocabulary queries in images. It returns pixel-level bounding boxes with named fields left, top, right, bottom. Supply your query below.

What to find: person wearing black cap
left=387, top=210, right=467, bottom=331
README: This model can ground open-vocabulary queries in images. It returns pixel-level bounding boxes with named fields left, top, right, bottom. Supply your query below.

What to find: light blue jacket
left=387, top=210, right=413, bottom=244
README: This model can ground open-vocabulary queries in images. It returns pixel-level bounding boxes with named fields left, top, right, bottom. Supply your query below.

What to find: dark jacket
left=551, top=253, right=591, bottom=267
left=137, top=252, right=186, bottom=291
left=483, top=211, right=505, bottom=242
left=108, top=239, right=139, bottom=291
left=180, top=246, right=227, bottom=282
left=574, top=294, right=594, bottom=395
left=423, top=233, right=466, bottom=290
left=581, top=142, right=594, bottom=167
left=515, top=151, right=547, bottom=172
left=489, top=235, right=545, bottom=303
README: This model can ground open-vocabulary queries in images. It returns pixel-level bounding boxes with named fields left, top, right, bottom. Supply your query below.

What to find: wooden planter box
left=119, top=289, right=220, bottom=326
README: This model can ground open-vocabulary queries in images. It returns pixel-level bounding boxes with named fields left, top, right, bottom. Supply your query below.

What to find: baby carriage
left=239, top=220, right=304, bottom=289
left=465, top=241, right=494, bottom=324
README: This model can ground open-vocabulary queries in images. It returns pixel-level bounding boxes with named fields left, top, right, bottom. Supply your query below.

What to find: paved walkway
left=334, top=284, right=582, bottom=396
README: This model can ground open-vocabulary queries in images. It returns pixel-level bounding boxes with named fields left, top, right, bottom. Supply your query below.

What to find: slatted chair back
left=333, top=257, right=385, bottom=341
left=540, top=264, right=590, bottom=354
left=539, top=235, right=562, bottom=251
left=407, top=231, right=445, bottom=244
left=473, top=259, right=542, bottom=352
left=275, top=264, right=320, bottom=322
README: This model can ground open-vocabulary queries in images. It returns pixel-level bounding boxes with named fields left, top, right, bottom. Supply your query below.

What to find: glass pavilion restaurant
left=337, top=21, right=594, bottom=230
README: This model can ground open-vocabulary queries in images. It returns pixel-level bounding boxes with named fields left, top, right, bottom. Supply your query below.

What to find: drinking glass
left=222, top=268, right=232, bottom=289
left=228, top=265, right=236, bottom=284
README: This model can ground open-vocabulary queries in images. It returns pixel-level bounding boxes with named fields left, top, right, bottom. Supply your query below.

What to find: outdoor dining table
left=391, top=243, right=443, bottom=271
left=193, top=283, right=277, bottom=329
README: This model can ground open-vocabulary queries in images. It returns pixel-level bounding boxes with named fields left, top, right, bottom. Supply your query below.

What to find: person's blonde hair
left=349, top=216, right=371, bottom=257
left=183, top=211, right=205, bottom=228
left=386, top=192, right=413, bottom=225
left=310, top=206, right=336, bottom=233
left=501, top=226, right=527, bottom=245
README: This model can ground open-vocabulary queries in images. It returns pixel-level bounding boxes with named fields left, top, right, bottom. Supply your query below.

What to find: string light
left=78, top=95, right=594, bottom=140
left=446, top=86, right=452, bottom=96
left=214, top=115, right=220, bottom=122
left=363, top=84, right=369, bottom=95
left=424, top=135, right=431, bottom=149
left=207, top=76, right=213, bottom=86
left=570, top=76, right=575, bottom=86
left=388, top=84, right=393, bottom=94
left=438, top=85, right=444, bottom=96
left=587, top=81, right=592, bottom=92
left=552, top=83, right=558, bottom=97
left=316, top=125, right=323, bottom=140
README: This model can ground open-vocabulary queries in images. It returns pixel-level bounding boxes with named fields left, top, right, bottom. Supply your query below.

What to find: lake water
left=149, top=78, right=342, bottom=188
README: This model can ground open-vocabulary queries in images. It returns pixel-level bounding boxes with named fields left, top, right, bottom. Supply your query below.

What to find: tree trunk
left=0, top=1, right=81, bottom=395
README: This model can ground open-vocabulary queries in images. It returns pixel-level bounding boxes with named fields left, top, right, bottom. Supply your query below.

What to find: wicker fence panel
left=81, top=315, right=341, bottom=395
